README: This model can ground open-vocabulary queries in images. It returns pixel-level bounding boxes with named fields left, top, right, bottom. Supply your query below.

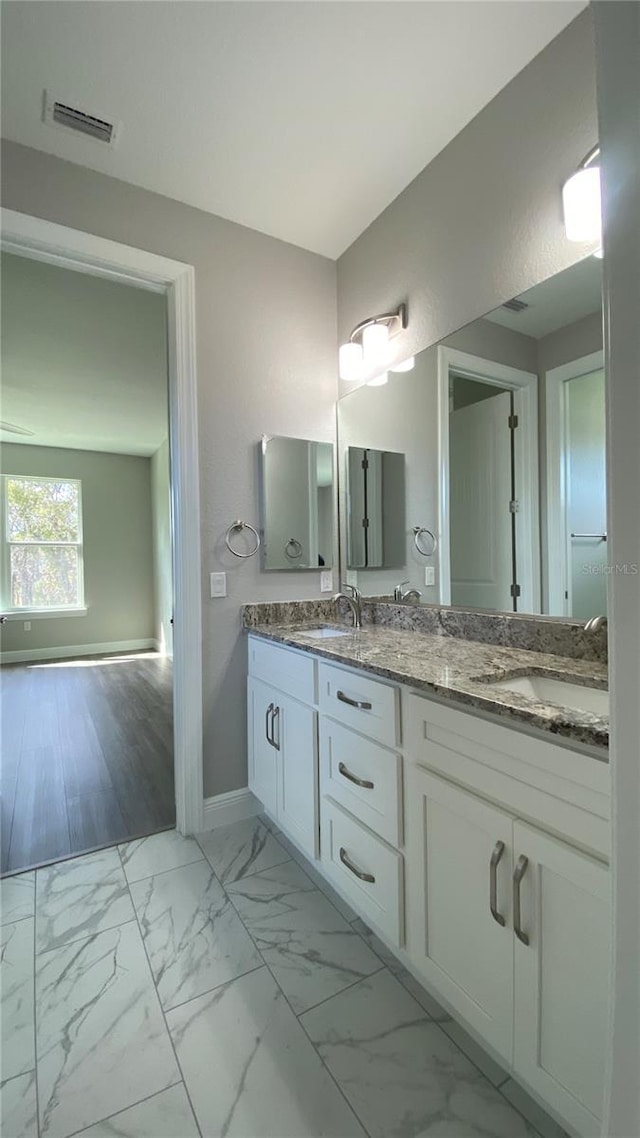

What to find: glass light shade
left=339, top=341, right=364, bottom=381
left=362, top=321, right=390, bottom=367
left=562, top=166, right=602, bottom=243
left=390, top=356, right=415, bottom=373
left=367, top=372, right=388, bottom=387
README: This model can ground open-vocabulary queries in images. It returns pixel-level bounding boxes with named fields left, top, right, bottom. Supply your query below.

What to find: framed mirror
left=259, top=435, right=335, bottom=570
left=337, top=253, right=605, bottom=619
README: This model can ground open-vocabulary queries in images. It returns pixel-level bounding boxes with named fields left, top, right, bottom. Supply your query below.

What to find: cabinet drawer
left=318, top=661, right=399, bottom=747
left=321, top=799, right=403, bottom=944
left=320, top=719, right=402, bottom=847
left=249, top=636, right=315, bottom=705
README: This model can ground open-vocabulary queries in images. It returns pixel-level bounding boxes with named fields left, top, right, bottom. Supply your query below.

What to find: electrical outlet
left=320, top=570, right=333, bottom=593
left=24, top=621, right=31, bottom=631
left=346, top=569, right=358, bottom=587
left=210, top=572, right=227, bottom=598
left=424, top=566, right=436, bottom=587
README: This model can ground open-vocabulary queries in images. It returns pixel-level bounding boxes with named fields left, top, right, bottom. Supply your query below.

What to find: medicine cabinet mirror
left=337, top=253, right=605, bottom=619
left=259, top=435, right=335, bottom=571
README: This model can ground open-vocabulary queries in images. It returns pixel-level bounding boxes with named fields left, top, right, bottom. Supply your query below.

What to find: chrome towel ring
left=225, top=520, right=261, bottom=559
left=285, top=538, right=303, bottom=559
left=413, top=525, right=437, bottom=557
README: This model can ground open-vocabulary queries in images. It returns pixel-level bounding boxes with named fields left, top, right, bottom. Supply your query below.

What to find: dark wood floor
left=1, top=651, right=174, bottom=875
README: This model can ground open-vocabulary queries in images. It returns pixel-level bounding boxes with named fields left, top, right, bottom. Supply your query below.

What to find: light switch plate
left=346, top=569, right=358, bottom=587
left=23, top=621, right=31, bottom=631
left=320, top=570, right=333, bottom=593
left=210, top=572, right=227, bottom=598
left=425, top=566, right=436, bottom=587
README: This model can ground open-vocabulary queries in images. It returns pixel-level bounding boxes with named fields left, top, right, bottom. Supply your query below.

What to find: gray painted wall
left=337, top=10, right=598, bottom=390
left=151, top=439, right=173, bottom=656
left=1, top=444, right=155, bottom=651
left=1, top=139, right=338, bottom=797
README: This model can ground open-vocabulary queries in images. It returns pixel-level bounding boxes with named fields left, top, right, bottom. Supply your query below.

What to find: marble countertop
left=247, top=621, right=609, bottom=756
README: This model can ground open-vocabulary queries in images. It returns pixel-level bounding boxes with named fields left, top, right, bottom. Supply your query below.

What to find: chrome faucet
left=394, top=580, right=422, bottom=604
left=584, top=614, right=607, bottom=633
left=333, top=583, right=362, bottom=630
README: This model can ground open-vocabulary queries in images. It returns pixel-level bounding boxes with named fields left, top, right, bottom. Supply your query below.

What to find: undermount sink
left=487, top=674, right=609, bottom=717
left=304, top=626, right=353, bottom=639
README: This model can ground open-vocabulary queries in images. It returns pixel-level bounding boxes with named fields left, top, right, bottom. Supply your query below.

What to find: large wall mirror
left=259, top=435, right=335, bottom=570
left=338, top=253, right=605, bottom=619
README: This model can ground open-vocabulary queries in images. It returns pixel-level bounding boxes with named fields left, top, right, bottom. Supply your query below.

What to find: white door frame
left=1, top=208, right=204, bottom=834
left=437, top=346, right=540, bottom=612
left=544, top=350, right=605, bottom=617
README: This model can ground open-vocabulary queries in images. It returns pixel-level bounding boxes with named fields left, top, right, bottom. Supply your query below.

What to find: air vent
left=502, top=297, right=529, bottom=314
left=43, top=91, right=121, bottom=147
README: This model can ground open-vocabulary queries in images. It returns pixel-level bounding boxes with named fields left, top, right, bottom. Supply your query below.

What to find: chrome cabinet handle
left=272, top=705, right=281, bottom=752
left=489, top=840, right=506, bottom=927
left=338, top=762, right=374, bottom=790
left=265, top=703, right=274, bottom=746
left=339, top=847, right=375, bottom=883
left=513, top=854, right=530, bottom=945
left=337, top=690, right=372, bottom=711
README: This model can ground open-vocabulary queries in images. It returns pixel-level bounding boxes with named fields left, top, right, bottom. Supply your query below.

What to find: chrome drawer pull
left=337, top=690, right=372, bottom=711
left=513, top=854, right=530, bottom=945
left=338, top=761, right=374, bottom=790
left=272, top=705, right=281, bottom=752
left=339, top=846, right=375, bottom=883
left=489, top=840, right=506, bottom=927
left=265, top=703, right=275, bottom=747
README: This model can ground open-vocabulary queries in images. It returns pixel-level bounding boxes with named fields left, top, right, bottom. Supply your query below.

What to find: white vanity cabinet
left=247, top=638, right=318, bottom=858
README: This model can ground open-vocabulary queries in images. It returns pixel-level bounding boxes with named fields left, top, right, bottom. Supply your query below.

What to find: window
left=1, top=476, right=84, bottom=612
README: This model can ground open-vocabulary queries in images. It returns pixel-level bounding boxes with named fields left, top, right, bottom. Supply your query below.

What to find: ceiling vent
left=43, top=91, right=121, bottom=147
left=502, top=297, right=529, bottom=314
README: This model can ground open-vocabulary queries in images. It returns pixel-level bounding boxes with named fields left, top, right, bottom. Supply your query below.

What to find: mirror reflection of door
left=449, top=378, right=515, bottom=610
left=565, top=368, right=607, bottom=619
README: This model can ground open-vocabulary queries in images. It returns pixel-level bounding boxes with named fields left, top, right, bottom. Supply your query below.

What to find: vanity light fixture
left=339, top=303, right=410, bottom=381
left=390, top=356, right=415, bottom=373
left=367, top=372, right=389, bottom=387
left=562, top=146, right=601, bottom=244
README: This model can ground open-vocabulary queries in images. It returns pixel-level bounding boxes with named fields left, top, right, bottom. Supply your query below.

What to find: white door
left=405, top=767, right=515, bottom=1062
left=276, top=693, right=318, bottom=858
left=513, top=821, right=609, bottom=1137
left=248, top=677, right=278, bottom=817
left=449, top=390, right=513, bottom=609
left=565, top=369, right=607, bottom=619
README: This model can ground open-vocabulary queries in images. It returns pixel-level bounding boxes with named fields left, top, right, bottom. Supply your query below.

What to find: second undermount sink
left=488, top=674, right=609, bottom=717
left=304, top=626, right=353, bottom=639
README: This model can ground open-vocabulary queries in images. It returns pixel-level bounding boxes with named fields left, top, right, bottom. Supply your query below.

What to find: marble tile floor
left=0, top=818, right=570, bottom=1138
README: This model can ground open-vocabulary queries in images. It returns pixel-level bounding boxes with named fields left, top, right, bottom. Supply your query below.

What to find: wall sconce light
left=339, top=303, right=414, bottom=382
left=562, top=146, right=601, bottom=244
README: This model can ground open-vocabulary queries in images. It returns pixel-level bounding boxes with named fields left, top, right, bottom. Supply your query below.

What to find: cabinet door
left=405, top=766, right=514, bottom=1062
left=513, top=822, right=609, bottom=1137
left=276, top=693, right=318, bottom=858
left=248, top=677, right=278, bottom=818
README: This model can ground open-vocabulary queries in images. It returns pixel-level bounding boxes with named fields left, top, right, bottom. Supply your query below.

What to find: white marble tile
left=440, top=1018, right=509, bottom=1088
left=0, top=1071, right=38, bottom=1138
left=500, top=1079, right=570, bottom=1138
left=351, top=916, right=453, bottom=1020
left=119, top=830, right=204, bottom=884
left=36, top=848, right=134, bottom=954
left=130, top=860, right=262, bottom=1010
left=227, top=865, right=381, bottom=1013
left=167, top=965, right=366, bottom=1138
left=37, top=921, right=179, bottom=1138
left=1, top=918, right=35, bottom=1080
left=301, top=969, right=540, bottom=1138
left=270, top=825, right=359, bottom=922
left=77, top=1084, right=200, bottom=1138
left=0, top=872, right=35, bottom=926
left=196, top=816, right=290, bottom=884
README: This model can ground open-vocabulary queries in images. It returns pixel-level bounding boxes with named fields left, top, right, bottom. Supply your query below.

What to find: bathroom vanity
left=245, top=610, right=609, bottom=1138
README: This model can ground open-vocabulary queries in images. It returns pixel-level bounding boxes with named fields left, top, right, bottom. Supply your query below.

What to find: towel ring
left=285, top=538, right=303, bottom=560
left=413, top=526, right=437, bottom=557
left=225, top=520, right=261, bottom=559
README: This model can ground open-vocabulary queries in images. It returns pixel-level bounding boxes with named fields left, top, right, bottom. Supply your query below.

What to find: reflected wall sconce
left=562, top=146, right=601, bottom=245
left=339, top=302, right=414, bottom=385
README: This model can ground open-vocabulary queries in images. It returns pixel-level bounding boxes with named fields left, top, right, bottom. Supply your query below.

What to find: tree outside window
left=2, top=477, right=84, bottom=611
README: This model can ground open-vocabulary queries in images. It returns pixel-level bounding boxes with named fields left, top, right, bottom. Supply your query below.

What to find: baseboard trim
left=0, top=638, right=156, bottom=665
left=202, top=788, right=260, bottom=830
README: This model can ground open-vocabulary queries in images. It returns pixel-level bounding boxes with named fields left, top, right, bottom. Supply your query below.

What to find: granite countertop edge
left=246, top=621, right=609, bottom=758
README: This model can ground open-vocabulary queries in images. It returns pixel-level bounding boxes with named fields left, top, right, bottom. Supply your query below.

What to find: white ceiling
left=484, top=254, right=602, bottom=339
left=1, top=252, right=168, bottom=456
left=1, top=1, right=585, bottom=258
